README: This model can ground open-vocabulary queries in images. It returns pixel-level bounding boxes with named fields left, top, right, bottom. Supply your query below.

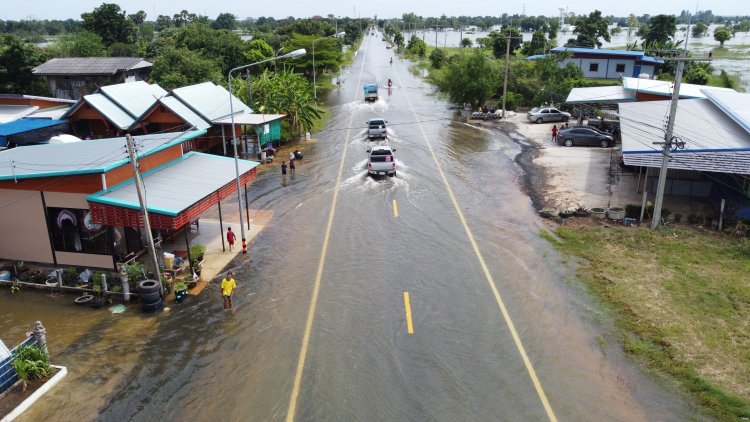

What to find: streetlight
left=313, top=32, right=345, bottom=98
left=227, top=48, right=306, bottom=254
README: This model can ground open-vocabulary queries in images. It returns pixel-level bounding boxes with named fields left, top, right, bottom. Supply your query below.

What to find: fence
left=0, top=322, right=46, bottom=395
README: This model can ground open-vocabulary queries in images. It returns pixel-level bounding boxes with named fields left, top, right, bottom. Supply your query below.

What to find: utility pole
left=651, top=53, right=711, bottom=229
left=125, top=134, right=162, bottom=294
left=501, top=34, right=511, bottom=118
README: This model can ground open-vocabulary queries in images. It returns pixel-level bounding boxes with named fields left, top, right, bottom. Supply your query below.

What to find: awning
left=87, top=152, right=259, bottom=230
left=212, top=113, right=285, bottom=125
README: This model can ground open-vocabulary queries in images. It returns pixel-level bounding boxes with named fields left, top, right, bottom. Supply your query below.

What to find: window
left=589, top=63, right=599, bottom=72
left=541, top=109, right=550, bottom=113
left=47, top=208, right=111, bottom=255
left=615, top=63, right=626, bottom=73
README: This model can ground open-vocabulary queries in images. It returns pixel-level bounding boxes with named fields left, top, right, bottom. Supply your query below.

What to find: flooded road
left=1, top=33, right=704, bottom=421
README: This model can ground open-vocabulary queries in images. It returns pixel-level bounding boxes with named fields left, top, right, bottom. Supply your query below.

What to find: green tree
left=175, top=22, right=247, bottom=74
left=156, top=15, right=173, bottom=32
left=393, top=32, right=404, bottom=48
left=713, top=26, right=732, bottom=47
left=129, top=10, right=147, bottom=25
left=691, top=22, right=708, bottom=37
left=684, top=66, right=709, bottom=84
left=109, top=41, right=142, bottom=56
left=487, top=28, right=522, bottom=58
left=212, top=13, right=237, bottom=31
left=638, top=14, right=676, bottom=44
left=81, top=3, right=137, bottom=46
left=460, top=37, right=473, bottom=48
left=233, top=69, right=322, bottom=135
left=436, top=49, right=500, bottom=109
left=627, top=14, right=639, bottom=37
left=572, top=10, right=610, bottom=48
left=150, top=46, right=222, bottom=89
left=406, top=35, right=427, bottom=57
left=547, top=18, right=560, bottom=39
left=429, top=48, right=446, bottom=68
left=48, top=31, right=107, bottom=57
left=243, top=39, right=274, bottom=73
left=173, top=10, right=198, bottom=28
left=521, top=29, right=547, bottom=56
left=285, top=33, right=341, bottom=79
left=0, top=34, right=48, bottom=94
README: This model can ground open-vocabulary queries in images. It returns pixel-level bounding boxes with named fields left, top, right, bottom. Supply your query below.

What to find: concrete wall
left=0, top=189, right=54, bottom=263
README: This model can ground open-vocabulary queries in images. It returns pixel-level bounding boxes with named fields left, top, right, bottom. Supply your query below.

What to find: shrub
left=625, top=204, right=641, bottom=219
left=660, top=208, right=671, bottom=220
left=11, top=343, right=53, bottom=390
left=190, top=243, right=206, bottom=260
left=673, top=213, right=683, bottom=223
left=687, top=213, right=699, bottom=225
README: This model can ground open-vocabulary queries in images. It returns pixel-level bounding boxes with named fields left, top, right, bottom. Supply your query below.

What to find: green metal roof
left=0, top=130, right=205, bottom=181
left=159, top=97, right=212, bottom=130
left=100, top=81, right=167, bottom=120
left=171, top=82, right=251, bottom=122
left=87, top=151, right=259, bottom=216
left=84, top=93, right=135, bottom=130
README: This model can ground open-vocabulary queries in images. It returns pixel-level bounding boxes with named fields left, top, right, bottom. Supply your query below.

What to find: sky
left=3, top=0, right=747, bottom=21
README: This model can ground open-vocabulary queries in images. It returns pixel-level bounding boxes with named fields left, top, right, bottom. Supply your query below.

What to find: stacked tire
left=137, top=279, right=163, bottom=312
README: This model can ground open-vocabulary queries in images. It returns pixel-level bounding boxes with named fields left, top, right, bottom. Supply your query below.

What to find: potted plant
left=591, top=207, right=607, bottom=219
left=190, top=243, right=206, bottom=271
left=573, top=204, right=591, bottom=217
left=62, top=267, right=78, bottom=286
left=11, top=343, right=54, bottom=392
left=89, top=273, right=105, bottom=308
left=173, top=282, right=189, bottom=303
left=125, top=262, right=145, bottom=282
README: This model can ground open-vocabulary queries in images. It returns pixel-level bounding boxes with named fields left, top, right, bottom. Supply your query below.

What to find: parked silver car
left=367, top=118, right=387, bottom=140
left=527, top=107, right=571, bottom=124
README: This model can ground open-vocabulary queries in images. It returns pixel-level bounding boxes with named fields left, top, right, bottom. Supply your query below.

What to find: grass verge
left=543, top=225, right=750, bottom=420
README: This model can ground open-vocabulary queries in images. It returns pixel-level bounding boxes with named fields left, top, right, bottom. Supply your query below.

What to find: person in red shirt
left=551, top=125, right=559, bottom=143
left=227, top=227, right=237, bottom=252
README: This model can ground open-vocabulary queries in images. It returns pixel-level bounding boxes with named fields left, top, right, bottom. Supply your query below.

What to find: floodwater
left=1, top=33, right=707, bottom=421
left=412, top=23, right=750, bottom=92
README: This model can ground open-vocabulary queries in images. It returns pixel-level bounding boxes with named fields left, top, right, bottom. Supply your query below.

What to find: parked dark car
left=557, top=126, right=614, bottom=148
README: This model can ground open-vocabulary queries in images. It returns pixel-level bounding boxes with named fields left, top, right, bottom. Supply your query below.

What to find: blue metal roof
left=0, top=119, right=67, bottom=136
left=99, top=81, right=167, bottom=120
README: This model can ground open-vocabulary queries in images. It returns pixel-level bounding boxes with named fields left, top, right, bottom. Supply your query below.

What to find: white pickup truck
left=367, top=145, right=396, bottom=177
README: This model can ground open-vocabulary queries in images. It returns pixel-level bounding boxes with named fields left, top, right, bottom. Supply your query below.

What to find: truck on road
left=364, top=83, right=378, bottom=102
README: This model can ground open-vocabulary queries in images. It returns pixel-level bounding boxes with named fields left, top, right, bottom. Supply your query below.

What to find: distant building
left=550, top=47, right=662, bottom=79
left=32, top=57, right=153, bottom=100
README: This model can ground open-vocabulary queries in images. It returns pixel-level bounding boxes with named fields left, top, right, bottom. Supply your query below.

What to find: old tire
left=536, top=117, right=543, bottom=124
left=564, top=139, right=573, bottom=147
left=140, top=290, right=161, bottom=304
left=142, top=300, right=163, bottom=313
left=74, top=295, right=94, bottom=305
left=136, top=279, right=160, bottom=294
left=600, top=140, right=610, bottom=148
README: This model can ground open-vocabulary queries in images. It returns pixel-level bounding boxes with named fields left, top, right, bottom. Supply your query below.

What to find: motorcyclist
left=388, top=79, right=392, bottom=88
left=390, top=57, right=393, bottom=65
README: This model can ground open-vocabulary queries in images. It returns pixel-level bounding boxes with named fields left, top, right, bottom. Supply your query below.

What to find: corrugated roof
left=0, top=130, right=205, bottom=181
left=213, top=113, right=285, bottom=125
left=87, top=152, right=259, bottom=216
left=170, top=82, right=251, bottom=122
left=32, top=57, right=152, bottom=76
left=0, top=105, right=37, bottom=124
left=622, top=77, right=736, bottom=99
left=702, top=90, right=750, bottom=136
left=551, top=47, right=645, bottom=57
left=159, top=97, right=212, bottom=130
left=28, top=105, right=71, bottom=120
left=0, top=119, right=68, bottom=136
left=0, top=94, right=76, bottom=104
left=565, top=86, right=636, bottom=103
left=100, top=81, right=167, bottom=119
left=84, top=93, right=135, bottom=130
left=620, top=99, right=750, bottom=174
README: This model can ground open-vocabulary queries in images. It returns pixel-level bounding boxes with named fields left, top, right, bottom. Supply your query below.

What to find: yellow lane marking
left=285, top=35, right=370, bottom=422
left=393, top=199, right=399, bottom=218
left=403, top=291, right=414, bottom=334
left=393, top=68, right=558, bottom=422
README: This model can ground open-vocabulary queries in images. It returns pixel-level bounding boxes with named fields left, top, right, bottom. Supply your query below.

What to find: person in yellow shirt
left=221, top=271, right=237, bottom=309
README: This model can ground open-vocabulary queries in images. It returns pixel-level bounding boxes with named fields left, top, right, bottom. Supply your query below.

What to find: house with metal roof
left=551, top=47, right=662, bottom=79
left=63, top=80, right=285, bottom=156
left=32, top=57, right=153, bottom=100
left=0, top=129, right=259, bottom=270
left=619, top=90, right=750, bottom=218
